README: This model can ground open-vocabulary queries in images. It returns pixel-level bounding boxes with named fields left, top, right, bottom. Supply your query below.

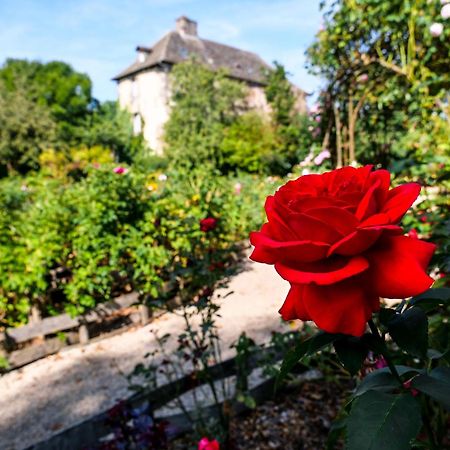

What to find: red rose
left=250, top=166, right=435, bottom=336
left=200, top=217, right=217, bottom=232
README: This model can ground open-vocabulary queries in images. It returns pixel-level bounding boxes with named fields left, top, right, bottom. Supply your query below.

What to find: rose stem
left=367, top=319, right=402, bottom=384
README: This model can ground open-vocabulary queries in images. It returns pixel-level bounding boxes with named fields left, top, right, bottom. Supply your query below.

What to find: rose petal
left=303, top=207, right=358, bottom=236
left=382, top=183, right=421, bottom=223
left=279, top=284, right=310, bottom=321
left=367, top=169, right=390, bottom=205
left=303, top=279, right=378, bottom=336
left=275, top=256, right=369, bottom=285
left=355, top=179, right=380, bottom=221
left=265, top=196, right=298, bottom=240
left=249, top=232, right=329, bottom=263
left=286, top=213, right=345, bottom=244
left=366, top=235, right=436, bottom=298
left=328, top=228, right=382, bottom=256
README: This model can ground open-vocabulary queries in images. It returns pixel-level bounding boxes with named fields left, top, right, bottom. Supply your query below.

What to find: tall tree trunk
left=333, top=103, right=343, bottom=168
left=348, top=94, right=356, bottom=164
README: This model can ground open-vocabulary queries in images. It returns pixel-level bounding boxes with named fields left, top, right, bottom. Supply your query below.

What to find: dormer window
left=133, top=113, right=142, bottom=135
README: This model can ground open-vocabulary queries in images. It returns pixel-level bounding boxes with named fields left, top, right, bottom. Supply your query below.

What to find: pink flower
left=314, top=150, right=331, bottom=165
left=430, top=23, right=444, bottom=37
left=315, top=116, right=321, bottom=123
left=113, top=166, right=128, bottom=174
left=358, top=73, right=369, bottom=84
left=200, top=217, right=217, bottom=232
left=374, top=356, right=388, bottom=369
left=198, top=437, right=220, bottom=450
left=234, top=182, right=242, bottom=195
left=442, top=4, right=450, bottom=19
left=309, top=103, right=320, bottom=114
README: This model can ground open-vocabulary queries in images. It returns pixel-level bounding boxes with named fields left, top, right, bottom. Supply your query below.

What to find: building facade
left=114, top=17, right=306, bottom=153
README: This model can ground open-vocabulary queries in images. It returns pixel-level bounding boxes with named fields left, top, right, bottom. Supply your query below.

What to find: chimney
left=176, top=16, right=198, bottom=36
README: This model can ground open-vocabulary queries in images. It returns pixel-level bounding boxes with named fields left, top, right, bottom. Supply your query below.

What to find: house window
left=131, top=78, right=138, bottom=100
left=133, top=113, right=142, bottom=135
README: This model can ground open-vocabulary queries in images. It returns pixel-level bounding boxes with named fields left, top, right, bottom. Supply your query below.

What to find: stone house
left=114, top=16, right=307, bottom=153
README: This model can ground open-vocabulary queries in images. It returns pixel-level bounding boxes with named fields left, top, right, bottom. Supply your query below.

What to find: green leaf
left=354, top=370, right=399, bottom=397
left=346, top=391, right=422, bottom=450
left=378, top=308, right=396, bottom=326
left=410, top=288, right=450, bottom=304
left=334, top=336, right=368, bottom=375
left=276, top=331, right=338, bottom=388
left=387, top=307, right=428, bottom=357
left=326, top=417, right=347, bottom=450
left=411, top=371, right=450, bottom=412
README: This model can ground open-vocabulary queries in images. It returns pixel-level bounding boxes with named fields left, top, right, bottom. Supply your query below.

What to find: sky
left=0, top=0, right=323, bottom=103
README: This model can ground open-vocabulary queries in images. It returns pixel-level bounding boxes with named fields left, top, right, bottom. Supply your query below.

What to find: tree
left=0, top=59, right=93, bottom=129
left=77, top=101, right=146, bottom=163
left=306, top=0, right=450, bottom=171
left=164, top=59, right=245, bottom=170
left=264, top=62, right=312, bottom=172
left=0, top=79, right=57, bottom=174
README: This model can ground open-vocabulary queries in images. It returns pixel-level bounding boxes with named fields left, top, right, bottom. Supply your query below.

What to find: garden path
left=0, top=253, right=290, bottom=450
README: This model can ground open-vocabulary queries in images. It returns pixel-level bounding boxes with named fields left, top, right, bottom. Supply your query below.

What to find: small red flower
left=200, top=217, right=217, bottom=232
left=408, top=229, right=419, bottom=239
left=198, top=437, right=220, bottom=450
left=403, top=379, right=419, bottom=397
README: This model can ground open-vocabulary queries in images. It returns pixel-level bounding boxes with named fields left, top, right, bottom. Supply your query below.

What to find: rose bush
left=250, top=166, right=436, bottom=336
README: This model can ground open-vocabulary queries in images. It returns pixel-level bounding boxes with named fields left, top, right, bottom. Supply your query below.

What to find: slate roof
left=113, top=30, right=272, bottom=85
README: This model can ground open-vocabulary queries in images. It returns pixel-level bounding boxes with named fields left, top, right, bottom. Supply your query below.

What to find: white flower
left=158, top=173, right=167, bottom=181
left=430, top=22, right=444, bottom=37
left=302, top=168, right=310, bottom=175
left=442, top=3, right=450, bottom=19
left=441, top=0, right=450, bottom=5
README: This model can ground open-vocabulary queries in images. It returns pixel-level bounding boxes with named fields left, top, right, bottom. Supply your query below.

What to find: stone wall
left=118, top=68, right=170, bottom=154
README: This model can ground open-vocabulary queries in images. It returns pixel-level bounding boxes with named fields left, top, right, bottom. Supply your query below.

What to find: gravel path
left=0, top=256, right=290, bottom=450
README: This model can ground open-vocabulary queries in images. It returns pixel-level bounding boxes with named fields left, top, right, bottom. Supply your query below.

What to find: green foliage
left=264, top=62, right=313, bottom=173
left=0, top=166, right=273, bottom=326
left=77, top=101, right=147, bottom=163
left=307, top=0, right=450, bottom=173
left=346, top=391, right=422, bottom=450
left=265, top=61, right=296, bottom=128
left=0, top=58, right=92, bottom=128
left=276, top=287, right=450, bottom=449
left=220, top=112, right=278, bottom=174
left=0, top=79, right=57, bottom=173
left=164, top=59, right=244, bottom=170
left=0, top=59, right=147, bottom=175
